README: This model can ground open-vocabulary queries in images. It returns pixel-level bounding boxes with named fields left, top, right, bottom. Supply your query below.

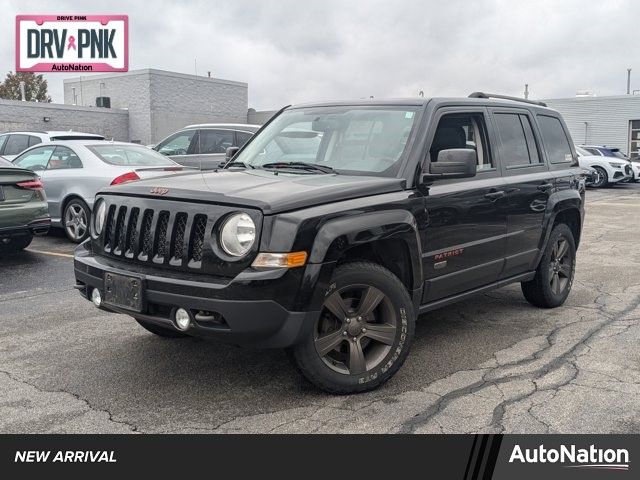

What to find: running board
left=418, top=272, right=536, bottom=314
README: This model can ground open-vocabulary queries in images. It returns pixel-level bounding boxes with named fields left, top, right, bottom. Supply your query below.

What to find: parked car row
left=575, top=145, right=638, bottom=187
left=0, top=124, right=260, bottom=246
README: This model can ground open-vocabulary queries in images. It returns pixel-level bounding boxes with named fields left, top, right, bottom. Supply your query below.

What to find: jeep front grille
left=102, top=205, right=210, bottom=269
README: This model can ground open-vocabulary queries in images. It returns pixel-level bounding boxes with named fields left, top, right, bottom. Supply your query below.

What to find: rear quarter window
left=537, top=115, right=573, bottom=164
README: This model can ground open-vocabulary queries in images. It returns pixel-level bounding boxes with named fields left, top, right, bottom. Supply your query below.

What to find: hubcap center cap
left=346, top=318, right=364, bottom=336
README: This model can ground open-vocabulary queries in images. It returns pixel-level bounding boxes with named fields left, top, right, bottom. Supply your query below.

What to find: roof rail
left=468, top=92, right=547, bottom=107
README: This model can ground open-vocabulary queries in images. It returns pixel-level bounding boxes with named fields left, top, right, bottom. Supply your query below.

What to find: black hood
left=101, top=169, right=406, bottom=215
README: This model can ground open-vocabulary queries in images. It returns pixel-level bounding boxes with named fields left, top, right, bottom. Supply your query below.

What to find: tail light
left=16, top=179, right=44, bottom=190
left=111, top=171, right=140, bottom=186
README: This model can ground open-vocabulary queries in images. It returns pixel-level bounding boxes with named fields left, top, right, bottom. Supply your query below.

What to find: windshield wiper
left=261, top=162, right=336, bottom=174
left=222, top=161, right=255, bottom=169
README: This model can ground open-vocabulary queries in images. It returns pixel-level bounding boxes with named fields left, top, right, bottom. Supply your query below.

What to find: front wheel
left=521, top=223, right=576, bottom=308
left=590, top=166, right=608, bottom=188
left=289, top=262, right=415, bottom=394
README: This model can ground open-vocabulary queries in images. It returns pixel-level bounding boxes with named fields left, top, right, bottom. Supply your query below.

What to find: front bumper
left=74, top=244, right=328, bottom=348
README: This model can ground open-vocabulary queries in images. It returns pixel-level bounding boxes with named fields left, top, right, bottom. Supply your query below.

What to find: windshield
left=87, top=144, right=177, bottom=166
left=232, top=106, right=418, bottom=175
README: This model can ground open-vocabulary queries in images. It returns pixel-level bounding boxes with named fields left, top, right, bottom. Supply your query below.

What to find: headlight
left=609, top=162, right=622, bottom=168
left=93, top=199, right=107, bottom=235
left=220, top=213, right=256, bottom=257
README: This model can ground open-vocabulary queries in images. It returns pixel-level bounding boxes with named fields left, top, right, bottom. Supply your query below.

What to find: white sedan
left=575, top=146, right=632, bottom=188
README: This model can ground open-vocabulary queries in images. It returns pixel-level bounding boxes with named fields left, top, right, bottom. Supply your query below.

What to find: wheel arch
left=308, top=210, right=423, bottom=295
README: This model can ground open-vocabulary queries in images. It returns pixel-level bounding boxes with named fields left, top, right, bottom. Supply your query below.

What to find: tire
left=63, top=198, right=91, bottom=243
left=591, top=166, right=608, bottom=188
left=135, top=319, right=188, bottom=338
left=0, top=235, right=33, bottom=252
left=289, top=261, right=415, bottom=394
left=521, top=223, right=576, bottom=308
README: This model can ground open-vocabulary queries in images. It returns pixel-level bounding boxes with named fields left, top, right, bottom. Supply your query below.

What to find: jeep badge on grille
left=150, top=187, right=169, bottom=195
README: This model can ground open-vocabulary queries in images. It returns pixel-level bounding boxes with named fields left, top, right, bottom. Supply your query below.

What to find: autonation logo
left=509, top=444, right=630, bottom=471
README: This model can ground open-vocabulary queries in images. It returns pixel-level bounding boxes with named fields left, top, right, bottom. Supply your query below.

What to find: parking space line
left=25, top=249, right=74, bottom=259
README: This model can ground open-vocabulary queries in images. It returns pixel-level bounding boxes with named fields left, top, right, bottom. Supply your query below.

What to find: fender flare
left=308, top=209, right=423, bottom=291
left=535, top=190, right=583, bottom=266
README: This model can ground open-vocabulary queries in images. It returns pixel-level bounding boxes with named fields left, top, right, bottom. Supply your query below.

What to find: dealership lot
left=0, top=184, right=638, bottom=433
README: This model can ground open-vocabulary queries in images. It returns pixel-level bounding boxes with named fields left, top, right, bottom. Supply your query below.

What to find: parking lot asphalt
left=1, top=183, right=639, bottom=434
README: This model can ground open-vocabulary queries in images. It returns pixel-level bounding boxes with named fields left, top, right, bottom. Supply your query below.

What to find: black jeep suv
left=74, top=93, right=585, bottom=393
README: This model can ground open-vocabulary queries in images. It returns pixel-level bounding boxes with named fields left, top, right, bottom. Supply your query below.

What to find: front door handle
left=484, top=190, right=506, bottom=201
left=537, top=183, right=554, bottom=192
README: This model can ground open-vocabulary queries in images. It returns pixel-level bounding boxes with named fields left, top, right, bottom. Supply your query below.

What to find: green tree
left=0, top=72, right=51, bottom=102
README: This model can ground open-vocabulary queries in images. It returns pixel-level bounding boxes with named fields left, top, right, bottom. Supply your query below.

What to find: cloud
left=1, top=0, right=639, bottom=109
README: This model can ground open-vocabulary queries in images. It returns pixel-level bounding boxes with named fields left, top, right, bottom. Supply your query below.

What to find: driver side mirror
left=422, top=149, right=477, bottom=182
left=225, top=146, right=240, bottom=162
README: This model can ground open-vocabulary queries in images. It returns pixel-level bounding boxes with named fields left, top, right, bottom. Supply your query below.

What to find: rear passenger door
left=40, top=146, right=84, bottom=220
left=192, top=129, right=235, bottom=170
left=421, top=108, right=508, bottom=303
left=489, top=108, right=553, bottom=278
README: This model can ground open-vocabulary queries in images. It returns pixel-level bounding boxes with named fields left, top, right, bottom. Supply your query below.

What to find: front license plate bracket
left=104, top=272, right=143, bottom=312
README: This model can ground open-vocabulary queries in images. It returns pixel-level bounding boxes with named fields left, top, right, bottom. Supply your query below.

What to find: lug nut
left=346, top=318, right=351, bottom=323
left=343, top=331, right=347, bottom=336
left=362, top=328, right=367, bottom=333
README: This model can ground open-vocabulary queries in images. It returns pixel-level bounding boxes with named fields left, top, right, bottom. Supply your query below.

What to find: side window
left=48, top=146, right=83, bottom=170
left=13, top=146, right=56, bottom=171
left=430, top=113, right=494, bottom=171
left=4, top=134, right=30, bottom=156
left=197, top=129, right=235, bottom=154
left=0, top=135, right=7, bottom=154
left=155, top=130, right=197, bottom=156
left=28, top=135, right=42, bottom=147
left=235, top=131, right=253, bottom=147
left=537, top=115, right=573, bottom=164
left=494, top=113, right=540, bottom=167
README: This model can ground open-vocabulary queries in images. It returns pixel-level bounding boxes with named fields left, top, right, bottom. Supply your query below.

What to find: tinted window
left=13, top=146, right=56, bottom=171
left=28, top=135, right=42, bottom=147
left=584, top=147, right=601, bottom=156
left=430, top=113, right=493, bottom=170
left=88, top=144, right=176, bottom=166
left=520, top=116, right=541, bottom=164
left=494, top=114, right=531, bottom=167
left=236, top=131, right=253, bottom=147
left=197, top=129, right=235, bottom=154
left=537, top=115, right=573, bottom=163
left=48, top=146, right=83, bottom=169
left=0, top=135, right=7, bottom=153
left=155, top=130, right=196, bottom=156
left=4, top=134, right=30, bottom=156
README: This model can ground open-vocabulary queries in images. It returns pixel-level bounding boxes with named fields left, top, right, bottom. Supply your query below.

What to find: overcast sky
left=3, top=0, right=640, bottom=109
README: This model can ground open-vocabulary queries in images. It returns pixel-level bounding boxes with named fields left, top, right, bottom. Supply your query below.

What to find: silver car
left=153, top=123, right=260, bottom=170
left=12, top=140, right=193, bottom=242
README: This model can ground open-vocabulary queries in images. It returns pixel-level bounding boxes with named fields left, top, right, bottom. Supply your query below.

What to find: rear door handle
left=537, top=183, right=554, bottom=192
left=484, top=190, right=506, bottom=200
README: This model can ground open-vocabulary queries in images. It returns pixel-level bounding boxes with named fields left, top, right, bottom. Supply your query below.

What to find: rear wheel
left=290, top=262, right=415, bottom=394
left=521, top=223, right=576, bottom=308
left=591, top=166, right=608, bottom=188
left=63, top=198, right=91, bottom=243
left=135, top=319, right=188, bottom=338
left=0, top=235, right=33, bottom=252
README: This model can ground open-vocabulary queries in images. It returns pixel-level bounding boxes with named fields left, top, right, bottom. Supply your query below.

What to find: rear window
left=537, top=115, right=573, bottom=163
left=4, top=134, right=30, bottom=156
left=87, top=144, right=177, bottom=166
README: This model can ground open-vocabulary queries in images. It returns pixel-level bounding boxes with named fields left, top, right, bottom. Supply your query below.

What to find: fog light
left=174, top=308, right=191, bottom=330
left=91, top=288, right=102, bottom=307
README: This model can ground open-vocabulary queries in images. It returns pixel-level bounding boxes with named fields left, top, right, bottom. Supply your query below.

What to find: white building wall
left=545, top=95, right=640, bottom=155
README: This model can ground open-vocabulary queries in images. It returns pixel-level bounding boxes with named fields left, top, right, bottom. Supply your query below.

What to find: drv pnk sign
left=16, top=15, right=128, bottom=72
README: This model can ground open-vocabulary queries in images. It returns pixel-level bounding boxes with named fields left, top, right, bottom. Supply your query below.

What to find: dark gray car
left=153, top=123, right=260, bottom=170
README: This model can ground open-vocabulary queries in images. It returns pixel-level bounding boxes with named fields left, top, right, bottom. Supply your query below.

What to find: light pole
left=627, top=68, right=632, bottom=95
